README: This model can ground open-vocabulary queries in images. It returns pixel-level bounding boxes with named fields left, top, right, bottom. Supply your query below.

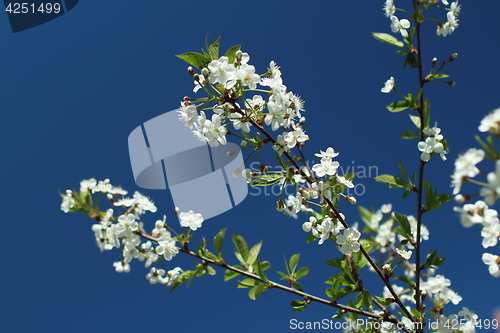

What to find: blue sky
left=1, top=1, right=499, bottom=332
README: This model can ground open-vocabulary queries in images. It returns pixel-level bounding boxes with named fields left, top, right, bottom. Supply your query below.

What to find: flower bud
left=346, top=195, right=357, bottom=204
left=233, top=167, right=242, bottom=178
left=227, top=150, right=236, bottom=157
left=241, top=140, right=248, bottom=147
left=201, top=67, right=209, bottom=77
left=107, top=193, right=114, bottom=201
left=454, top=194, right=467, bottom=204
left=235, top=50, right=243, bottom=61
left=449, top=53, right=458, bottom=62
left=299, top=117, right=306, bottom=125
left=432, top=57, right=437, bottom=66
left=187, top=66, right=195, bottom=76
left=276, top=200, right=285, bottom=212
left=447, top=81, right=456, bottom=86
left=175, top=207, right=181, bottom=215
left=260, top=164, right=268, bottom=174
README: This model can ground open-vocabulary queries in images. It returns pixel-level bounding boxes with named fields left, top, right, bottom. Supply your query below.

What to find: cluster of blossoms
left=452, top=108, right=500, bottom=277
left=418, top=125, right=448, bottom=162
left=60, top=178, right=207, bottom=286
left=383, top=0, right=460, bottom=38
left=179, top=50, right=306, bottom=151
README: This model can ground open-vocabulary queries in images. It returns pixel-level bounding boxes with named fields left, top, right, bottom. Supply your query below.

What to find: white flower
left=178, top=103, right=198, bottom=129
left=437, top=15, right=458, bottom=37
left=164, top=267, right=183, bottom=287
left=454, top=200, right=499, bottom=228
left=423, top=125, right=444, bottom=140
left=207, top=56, right=236, bottom=87
left=381, top=203, right=392, bottom=214
left=390, top=17, right=410, bottom=37
left=146, top=267, right=166, bottom=285
left=418, top=137, right=445, bottom=162
left=284, top=124, right=309, bottom=149
left=80, top=178, right=97, bottom=192
left=449, top=1, right=461, bottom=19
left=242, top=168, right=253, bottom=183
left=312, top=157, right=340, bottom=177
left=228, top=112, right=251, bottom=133
left=60, top=190, right=75, bottom=213
left=481, top=222, right=500, bottom=248
left=480, top=160, right=500, bottom=205
left=376, top=220, right=396, bottom=250
left=236, top=65, right=260, bottom=89
left=479, top=108, right=500, bottom=135
left=396, top=248, right=412, bottom=261
left=383, top=0, right=396, bottom=18
left=315, top=147, right=339, bottom=159
left=113, top=261, right=130, bottom=273
left=202, top=113, right=228, bottom=147
left=156, top=235, right=178, bottom=261
left=381, top=76, right=395, bottom=93
left=272, top=134, right=288, bottom=155
left=302, top=216, right=317, bottom=233
left=260, top=61, right=283, bottom=87
left=117, top=213, right=139, bottom=238
left=246, top=94, right=265, bottom=111
left=108, top=186, right=127, bottom=196
left=311, top=181, right=332, bottom=204
left=482, top=253, right=500, bottom=277
left=425, top=275, right=451, bottom=294
left=289, top=94, right=305, bottom=119
left=336, top=228, right=361, bottom=254
left=442, top=0, right=449, bottom=5
left=179, top=210, right=204, bottom=231
left=454, top=148, right=484, bottom=179
left=336, top=175, right=354, bottom=188
left=265, top=101, right=285, bottom=131
left=437, top=315, right=457, bottom=333
left=458, top=307, right=478, bottom=325
left=193, top=73, right=205, bottom=93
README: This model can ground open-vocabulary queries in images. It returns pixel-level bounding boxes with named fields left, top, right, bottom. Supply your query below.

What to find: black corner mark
left=3, top=0, right=79, bottom=33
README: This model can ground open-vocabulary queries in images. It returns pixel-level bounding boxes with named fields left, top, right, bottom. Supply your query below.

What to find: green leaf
left=170, top=270, right=195, bottom=292
left=395, top=275, right=411, bottom=286
left=295, top=267, right=309, bottom=280
left=253, top=257, right=267, bottom=282
left=260, top=261, right=271, bottom=271
left=326, top=258, right=343, bottom=270
left=371, top=32, right=404, bottom=47
left=409, top=114, right=421, bottom=129
left=386, top=101, right=408, bottom=112
left=416, top=88, right=423, bottom=101
left=238, top=278, right=258, bottom=288
left=233, top=233, right=249, bottom=264
left=224, top=268, right=241, bottom=281
left=399, top=159, right=410, bottom=182
left=252, top=174, right=283, bottom=186
left=356, top=292, right=363, bottom=309
left=375, top=296, right=393, bottom=308
left=291, top=300, right=307, bottom=312
left=326, top=287, right=335, bottom=299
left=438, top=194, right=453, bottom=204
left=276, top=151, right=287, bottom=171
left=423, top=98, right=430, bottom=129
left=247, top=240, right=263, bottom=267
left=206, top=266, right=216, bottom=275
left=294, top=281, right=304, bottom=292
left=403, top=53, right=419, bottom=68
left=433, top=74, right=450, bottom=79
left=374, top=174, right=408, bottom=188
left=207, top=36, right=220, bottom=61
left=394, top=213, right=412, bottom=238
left=335, top=288, right=350, bottom=301
left=214, top=228, right=226, bottom=255
left=248, top=283, right=266, bottom=300
left=401, top=130, right=419, bottom=139
left=175, top=52, right=208, bottom=70
left=289, top=254, right=300, bottom=274
left=362, top=291, right=373, bottom=309
left=224, top=44, right=241, bottom=64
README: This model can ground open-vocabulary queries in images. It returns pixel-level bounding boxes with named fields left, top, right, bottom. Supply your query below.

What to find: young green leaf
left=175, top=52, right=208, bottom=70
left=247, top=240, right=263, bottom=267
left=233, top=233, right=249, bottom=264
left=295, top=267, right=309, bottom=280
left=248, top=283, right=266, bottom=300
left=423, top=98, right=430, bottom=129
left=252, top=174, right=283, bottom=186
left=289, top=254, right=300, bottom=274
left=371, top=32, right=404, bottom=47
left=214, top=228, right=227, bottom=255
left=375, top=174, right=408, bottom=188
left=394, top=213, right=412, bottom=238
left=224, top=269, right=240, bottom=281
left=399, top=159, right=410, bottom=182
left=387, top=101, right=409, bottom=112
left=207, top=36, right=220, bottom=61
left=401, top=130, right=419, bottom=139
left=409, top=114, right=421, bottom=129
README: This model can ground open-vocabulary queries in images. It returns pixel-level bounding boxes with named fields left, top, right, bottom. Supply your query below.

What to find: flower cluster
left=452, top=108, right=500, bottom=278
left=437, top=1, right=461, bottom=37
left=384, top=0, right=410, bottom=37
left=60, top=178, right=205, bottom=287
left=418, top=125, right=448, bottom=162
